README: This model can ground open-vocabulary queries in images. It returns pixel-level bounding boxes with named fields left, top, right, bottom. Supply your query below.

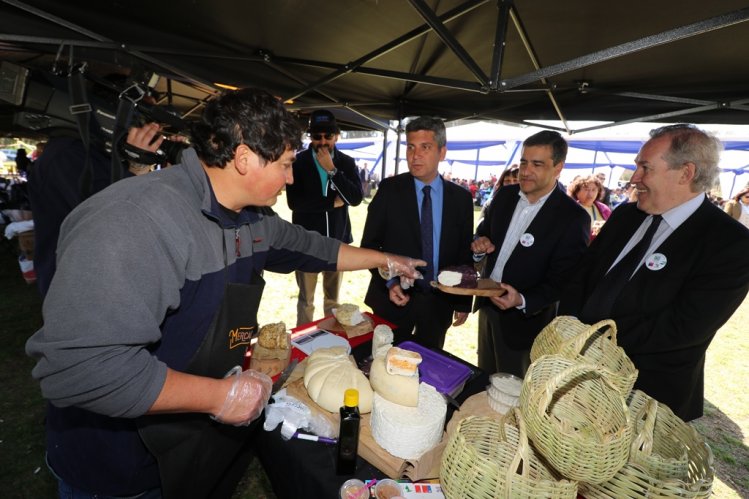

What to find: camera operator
left=28, top=120, right=182, bottom=297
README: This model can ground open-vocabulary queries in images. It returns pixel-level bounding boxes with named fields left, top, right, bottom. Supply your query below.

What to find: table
left=253, top=322, right=487, bottom=499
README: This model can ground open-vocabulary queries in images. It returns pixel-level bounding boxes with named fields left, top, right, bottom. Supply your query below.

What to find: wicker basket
left=440, top=411, right=577, bottom=499
left=530, top=317, right=636, bottom=396
left=529, top=316, right=598, bottom=361
left=580, top=391, right=714, bottom=498
left=520, top=355, right=631, bottom=484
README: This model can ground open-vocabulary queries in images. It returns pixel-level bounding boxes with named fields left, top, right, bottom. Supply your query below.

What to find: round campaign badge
left=519, top=232, right=535, bottom=247
left=645, top=253, right=667, bottom=271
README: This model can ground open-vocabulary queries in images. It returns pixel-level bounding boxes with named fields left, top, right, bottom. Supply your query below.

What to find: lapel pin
left=519, top=233, right=535, bottom=247
left=645, top=253, right=667, bottom=271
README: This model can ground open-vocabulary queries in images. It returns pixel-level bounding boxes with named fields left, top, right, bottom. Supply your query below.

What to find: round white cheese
left=370, top=383, right=446, bottom=460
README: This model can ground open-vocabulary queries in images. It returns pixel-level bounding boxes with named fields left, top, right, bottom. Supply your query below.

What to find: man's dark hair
left=405, top=116, right=447, bottom=148
left=523, top=130, right=568, bottom=165
left=191, top=88, right=302, bottom=167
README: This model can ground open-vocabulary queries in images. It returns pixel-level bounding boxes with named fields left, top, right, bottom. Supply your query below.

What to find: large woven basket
left=581, top=391, right=714, bottom=498
left=520, top=355, right=632, bottom=484
left=440, top=411, right=577, bottom=499
left=529, top=316, right=601, bottom=361
left=530, top=317, right=636, bottom=396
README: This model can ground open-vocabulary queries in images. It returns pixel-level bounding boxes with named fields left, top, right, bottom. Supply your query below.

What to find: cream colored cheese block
left=303, top=346, right=373, bottom=413
left=372, top=324, right=394, bottom=359
left=369, top=356, right=419, bottom=407
left=370, top=383, right=447, bottom=460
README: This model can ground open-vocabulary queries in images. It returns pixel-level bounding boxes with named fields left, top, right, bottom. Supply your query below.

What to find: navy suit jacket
left=560, top=199, right=749, bottom=420
left=361, top=173, right=474, bottom=320
left=475, top=183, right=590, bottom=349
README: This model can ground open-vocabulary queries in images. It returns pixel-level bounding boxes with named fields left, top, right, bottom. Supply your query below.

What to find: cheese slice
left=385, top=346, right=422, bottom=376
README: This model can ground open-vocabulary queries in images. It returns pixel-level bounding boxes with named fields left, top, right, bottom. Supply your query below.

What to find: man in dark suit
left=471, top=131, right=590, bottom=377
left=286, top=110, right=363, bottom=325
left=361, top=116, right=474, bottom=349
left=560, top=124, right=749, bottom=421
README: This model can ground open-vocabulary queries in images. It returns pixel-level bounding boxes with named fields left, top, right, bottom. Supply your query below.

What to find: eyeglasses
left=309, top=133, right=335, bottom=141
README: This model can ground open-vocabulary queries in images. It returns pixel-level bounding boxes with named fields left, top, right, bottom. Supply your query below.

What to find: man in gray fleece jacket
left=26, top=88, right=422, bottom=498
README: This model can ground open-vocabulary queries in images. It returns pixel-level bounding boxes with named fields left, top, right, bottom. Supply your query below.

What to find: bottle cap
left=343, top=388, right=359, bottom=407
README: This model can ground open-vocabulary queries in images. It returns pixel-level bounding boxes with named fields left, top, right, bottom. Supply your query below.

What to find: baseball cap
left=307, top=110, right=339, bottom=134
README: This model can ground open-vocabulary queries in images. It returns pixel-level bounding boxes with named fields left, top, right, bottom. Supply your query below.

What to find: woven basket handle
left=563, top=319, right=618, bottom=357
left=501, top=408, right=531, bottom=499
left=630, top=398, right=658, bottom=456
left=538, top=361, right=622, bottom=415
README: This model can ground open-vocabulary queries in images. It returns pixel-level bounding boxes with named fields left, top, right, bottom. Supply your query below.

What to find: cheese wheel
left=370, top=384, right=447, bottom=460
left=303, top=346, right=373, bottom=413
left=369, top=356, right=419, bottom=407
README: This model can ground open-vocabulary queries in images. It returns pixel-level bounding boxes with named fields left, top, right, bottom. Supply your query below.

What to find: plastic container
left=339, top=478, right=366, bottom=499
left=374, top=478, right=403, bottom=499
left=398, top=341, right=473, bottom=399
left=487, top=372, right=522, bottom=413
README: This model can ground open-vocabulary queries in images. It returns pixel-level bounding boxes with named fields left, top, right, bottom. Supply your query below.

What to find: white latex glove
left=212, top=366, right=272, bottom=426
left=378, top=253, right=426, bottom=281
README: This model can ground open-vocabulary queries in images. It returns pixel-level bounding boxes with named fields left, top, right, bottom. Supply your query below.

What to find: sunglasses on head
left=309, top=133, right=335, bottom=140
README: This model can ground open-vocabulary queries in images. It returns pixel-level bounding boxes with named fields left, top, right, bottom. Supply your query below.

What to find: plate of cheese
left=431, top=265, right=506, bottom=296
left=431, top=265, right=506, bottom=297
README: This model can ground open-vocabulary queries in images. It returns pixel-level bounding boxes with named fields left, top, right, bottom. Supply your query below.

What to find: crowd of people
left=15, top=87, right=749, bottom=498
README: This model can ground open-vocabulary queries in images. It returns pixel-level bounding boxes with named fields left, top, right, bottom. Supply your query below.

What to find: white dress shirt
left=489, top=188, right=555, bottom=282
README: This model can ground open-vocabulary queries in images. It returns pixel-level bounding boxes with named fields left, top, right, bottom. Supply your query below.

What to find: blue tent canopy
left=567, top=140, right=644, bottom=153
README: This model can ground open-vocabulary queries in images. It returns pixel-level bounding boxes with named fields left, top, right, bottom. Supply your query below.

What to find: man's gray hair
left=649, top=124, right=722, bottom=193
left=405, top=116, right=447, bottom=148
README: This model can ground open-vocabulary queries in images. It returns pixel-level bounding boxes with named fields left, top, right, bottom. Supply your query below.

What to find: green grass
left=0, top=240, right=55, bottom=498
left=2, top=190, right=748, bottom=498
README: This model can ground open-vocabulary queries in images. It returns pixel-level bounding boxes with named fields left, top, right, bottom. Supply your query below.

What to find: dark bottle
left=336, top=388, right=361, bottom=475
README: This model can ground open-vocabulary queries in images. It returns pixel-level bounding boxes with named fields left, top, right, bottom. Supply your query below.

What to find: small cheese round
left=257, top=322, right=288, bottom=349
left=334, top=303, right=362, bottom=326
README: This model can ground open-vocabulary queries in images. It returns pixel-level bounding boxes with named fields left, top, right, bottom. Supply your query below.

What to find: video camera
left=114, top=71, right=190, bottom=167
left=0, top=60, right=189, bottom=167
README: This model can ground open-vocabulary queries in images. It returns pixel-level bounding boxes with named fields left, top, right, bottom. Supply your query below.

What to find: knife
left=441, top=392, right=461, bottom=410
left=271, top=358, right=298, bottom=394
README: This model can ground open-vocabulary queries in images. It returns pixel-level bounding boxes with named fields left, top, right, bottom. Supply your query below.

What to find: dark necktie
left=580, top=214, right=663, bottom=321
left=420, top=185, right=434, bottom=287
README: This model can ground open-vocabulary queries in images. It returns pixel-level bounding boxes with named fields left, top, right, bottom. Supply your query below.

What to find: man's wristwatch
left=326, top=167, right=337, bottom=176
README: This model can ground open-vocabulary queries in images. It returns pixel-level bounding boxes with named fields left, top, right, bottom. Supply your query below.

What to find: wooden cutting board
left=316, top=314, right=375, bottom=339
left=431, top=279, right=507, bottom=297
left=285, top=378, right=405, bottom=478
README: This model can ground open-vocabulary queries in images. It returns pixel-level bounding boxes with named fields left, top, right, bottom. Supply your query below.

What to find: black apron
left=137, top=272, right=265, bottom=498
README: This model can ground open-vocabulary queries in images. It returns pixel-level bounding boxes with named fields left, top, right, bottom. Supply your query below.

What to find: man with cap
left=286, top=110, right=363, bottom=325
